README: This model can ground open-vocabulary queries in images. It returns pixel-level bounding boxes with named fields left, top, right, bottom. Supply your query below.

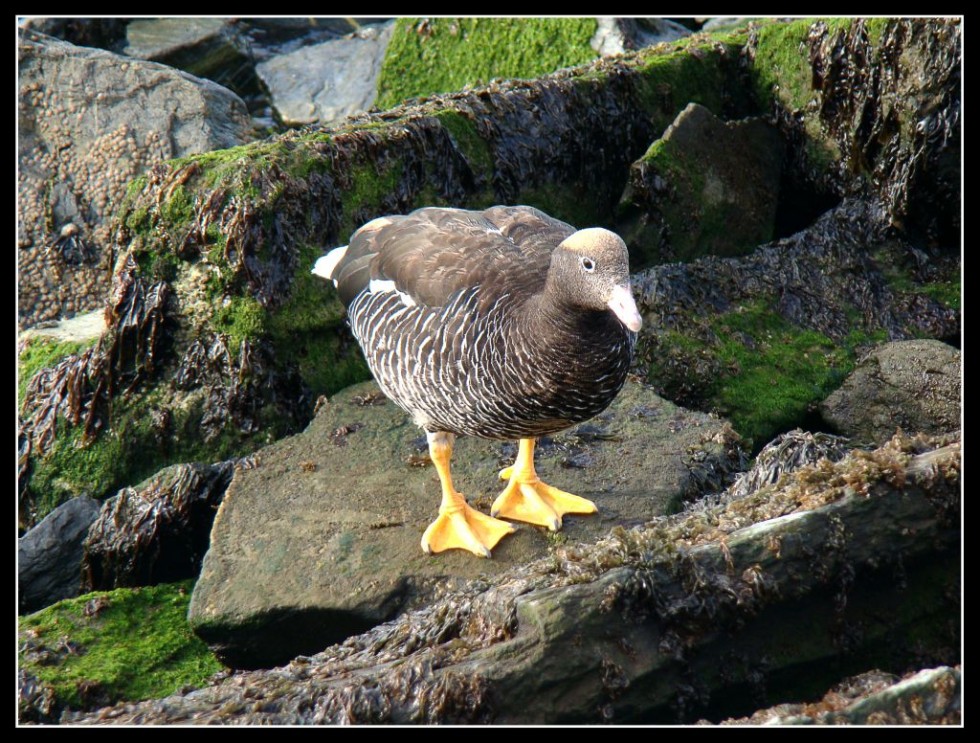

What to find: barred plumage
left=313, top=205, right=642, bottom=558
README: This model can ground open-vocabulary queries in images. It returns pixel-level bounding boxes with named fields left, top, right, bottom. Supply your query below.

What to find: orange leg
left=491, top=438, right=597, bottom=530
left=420, top=432, right=516, bottom=557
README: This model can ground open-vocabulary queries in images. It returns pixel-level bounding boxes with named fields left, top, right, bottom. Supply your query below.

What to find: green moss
left=432, top=109, right=494, bottom=177
left=18, top=337, right=94, bottom=406
left=376, top=17, right=599, bottom=109
left=711, top=302, right=853, bottom=444
left=159, top=184, right=194, bottom=225
left=267, top=243, right=372, bottom=397
left=644, top=299, right=890, bottom=448
left=920, top=281, right=961, bottom=310
left=749, top=19, right=819, bottom=113
left=212, top=294, right=269, bottom=349
left=19, top=581, right=222, bottom=714
left=339, top=158, right=405, bottom=238
left=516, top=183, right=608, bottom=230
left=632, top=42, right=737, bottom=126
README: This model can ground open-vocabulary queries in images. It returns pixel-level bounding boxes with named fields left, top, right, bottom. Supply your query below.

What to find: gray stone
left=820, top=340, right=961, bottom=445
left=19, top=496, right=101, bottom=614
left=122, top=18, right=257, bottom=98
left=17, top=29, right=252, bottom=328
left=616, top=102, right=786, bottom=266
left=256, top=22, right=395, bottom=126
left=189, top=379, right=742, bottom=668
left=700, top=17, right=756, bottom=33
left=590, top=18, right=690, bottom=56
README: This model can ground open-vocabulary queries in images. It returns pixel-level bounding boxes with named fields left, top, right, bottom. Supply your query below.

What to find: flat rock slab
left=190, top=379, right=739, bottom=668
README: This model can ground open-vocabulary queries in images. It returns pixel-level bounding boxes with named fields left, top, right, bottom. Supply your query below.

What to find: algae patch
left=19, top=580, right=222, bottom=722
left=377, top=18, right=600, bottom=109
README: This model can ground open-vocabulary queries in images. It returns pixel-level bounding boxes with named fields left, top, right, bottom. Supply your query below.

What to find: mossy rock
left=616, top=102, right=785, bottom=266
left=747, top=18, right=960, bottom=244
left=18, top=580, right=222, bottom=723
left=632, top=201, right=959, bottom=450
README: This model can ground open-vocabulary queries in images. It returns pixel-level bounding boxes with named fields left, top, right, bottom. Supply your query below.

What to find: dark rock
left=19, top=496, right=101, bottom=614
left=17, top=29, right=252, bottom=328
left=615, top=102, right=786, bottom=266
left=256, top=22, right=395, bottom=127
left=81, top=461, right=238, bottom=591
left=18, top=669, right=59, bottom=725
left=21, top=17, right=130, bottom=51
left=67, top=433, right=960, bottom=724
left=122, top=18, right=260, bottom=101
left=748, top=18, right=961, bottom=246
left=819, top=339, right=961, bottom=445
left=715, top=666, right=961, bottom=725
left=189, top=379, right=743, bottom=669
left=241, top=18, right=388, bottom=49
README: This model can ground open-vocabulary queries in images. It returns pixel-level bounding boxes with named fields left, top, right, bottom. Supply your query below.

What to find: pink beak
left=607, top=284, right=642, bottom=332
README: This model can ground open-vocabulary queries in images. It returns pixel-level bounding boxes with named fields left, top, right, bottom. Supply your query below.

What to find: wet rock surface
left=81, top=461, right=238, bottom=592
left=189, top=379, right=743, bottom=669
left=65, top=433, right=959, bottom=724
left=616, top=102, right=785, bottom=266
left=819, top=339, right=961, bottom=445
left=256, top=22, right=395, bottom=127
left=17, top=29, right=252, bottom=328
left=19, top=496, right=101, bottom=614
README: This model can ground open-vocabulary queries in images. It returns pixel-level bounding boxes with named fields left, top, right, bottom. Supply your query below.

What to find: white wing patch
left=369, top=278, right=417, bottom=307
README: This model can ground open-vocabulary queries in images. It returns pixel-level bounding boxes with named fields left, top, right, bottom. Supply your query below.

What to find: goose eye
left=580, top=257, right=595, bottom=272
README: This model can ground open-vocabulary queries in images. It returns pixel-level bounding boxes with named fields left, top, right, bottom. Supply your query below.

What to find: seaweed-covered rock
left=17, top=29, right=252, bottom=328
left=256, top=22, right=395, bottom=127
left=189, top=379, right=743, bottom=669
left=701, top=428, right=852, bottom=504
left=748, top=18, right=961, bottom=245
left=19, top=496, right=101, bottom=614
left=632, top=198, right=959, bottom=446
left=616, top=102, right=785, bottom=266
left=81, top=460, right=238, bottom=592
left=715, top=666, right=961, bottom=725
left=819, top=339, right=960, bottom=445
left=65, top=433, right=960, bottom=724
left=18, top=29, right=752, bottom=527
